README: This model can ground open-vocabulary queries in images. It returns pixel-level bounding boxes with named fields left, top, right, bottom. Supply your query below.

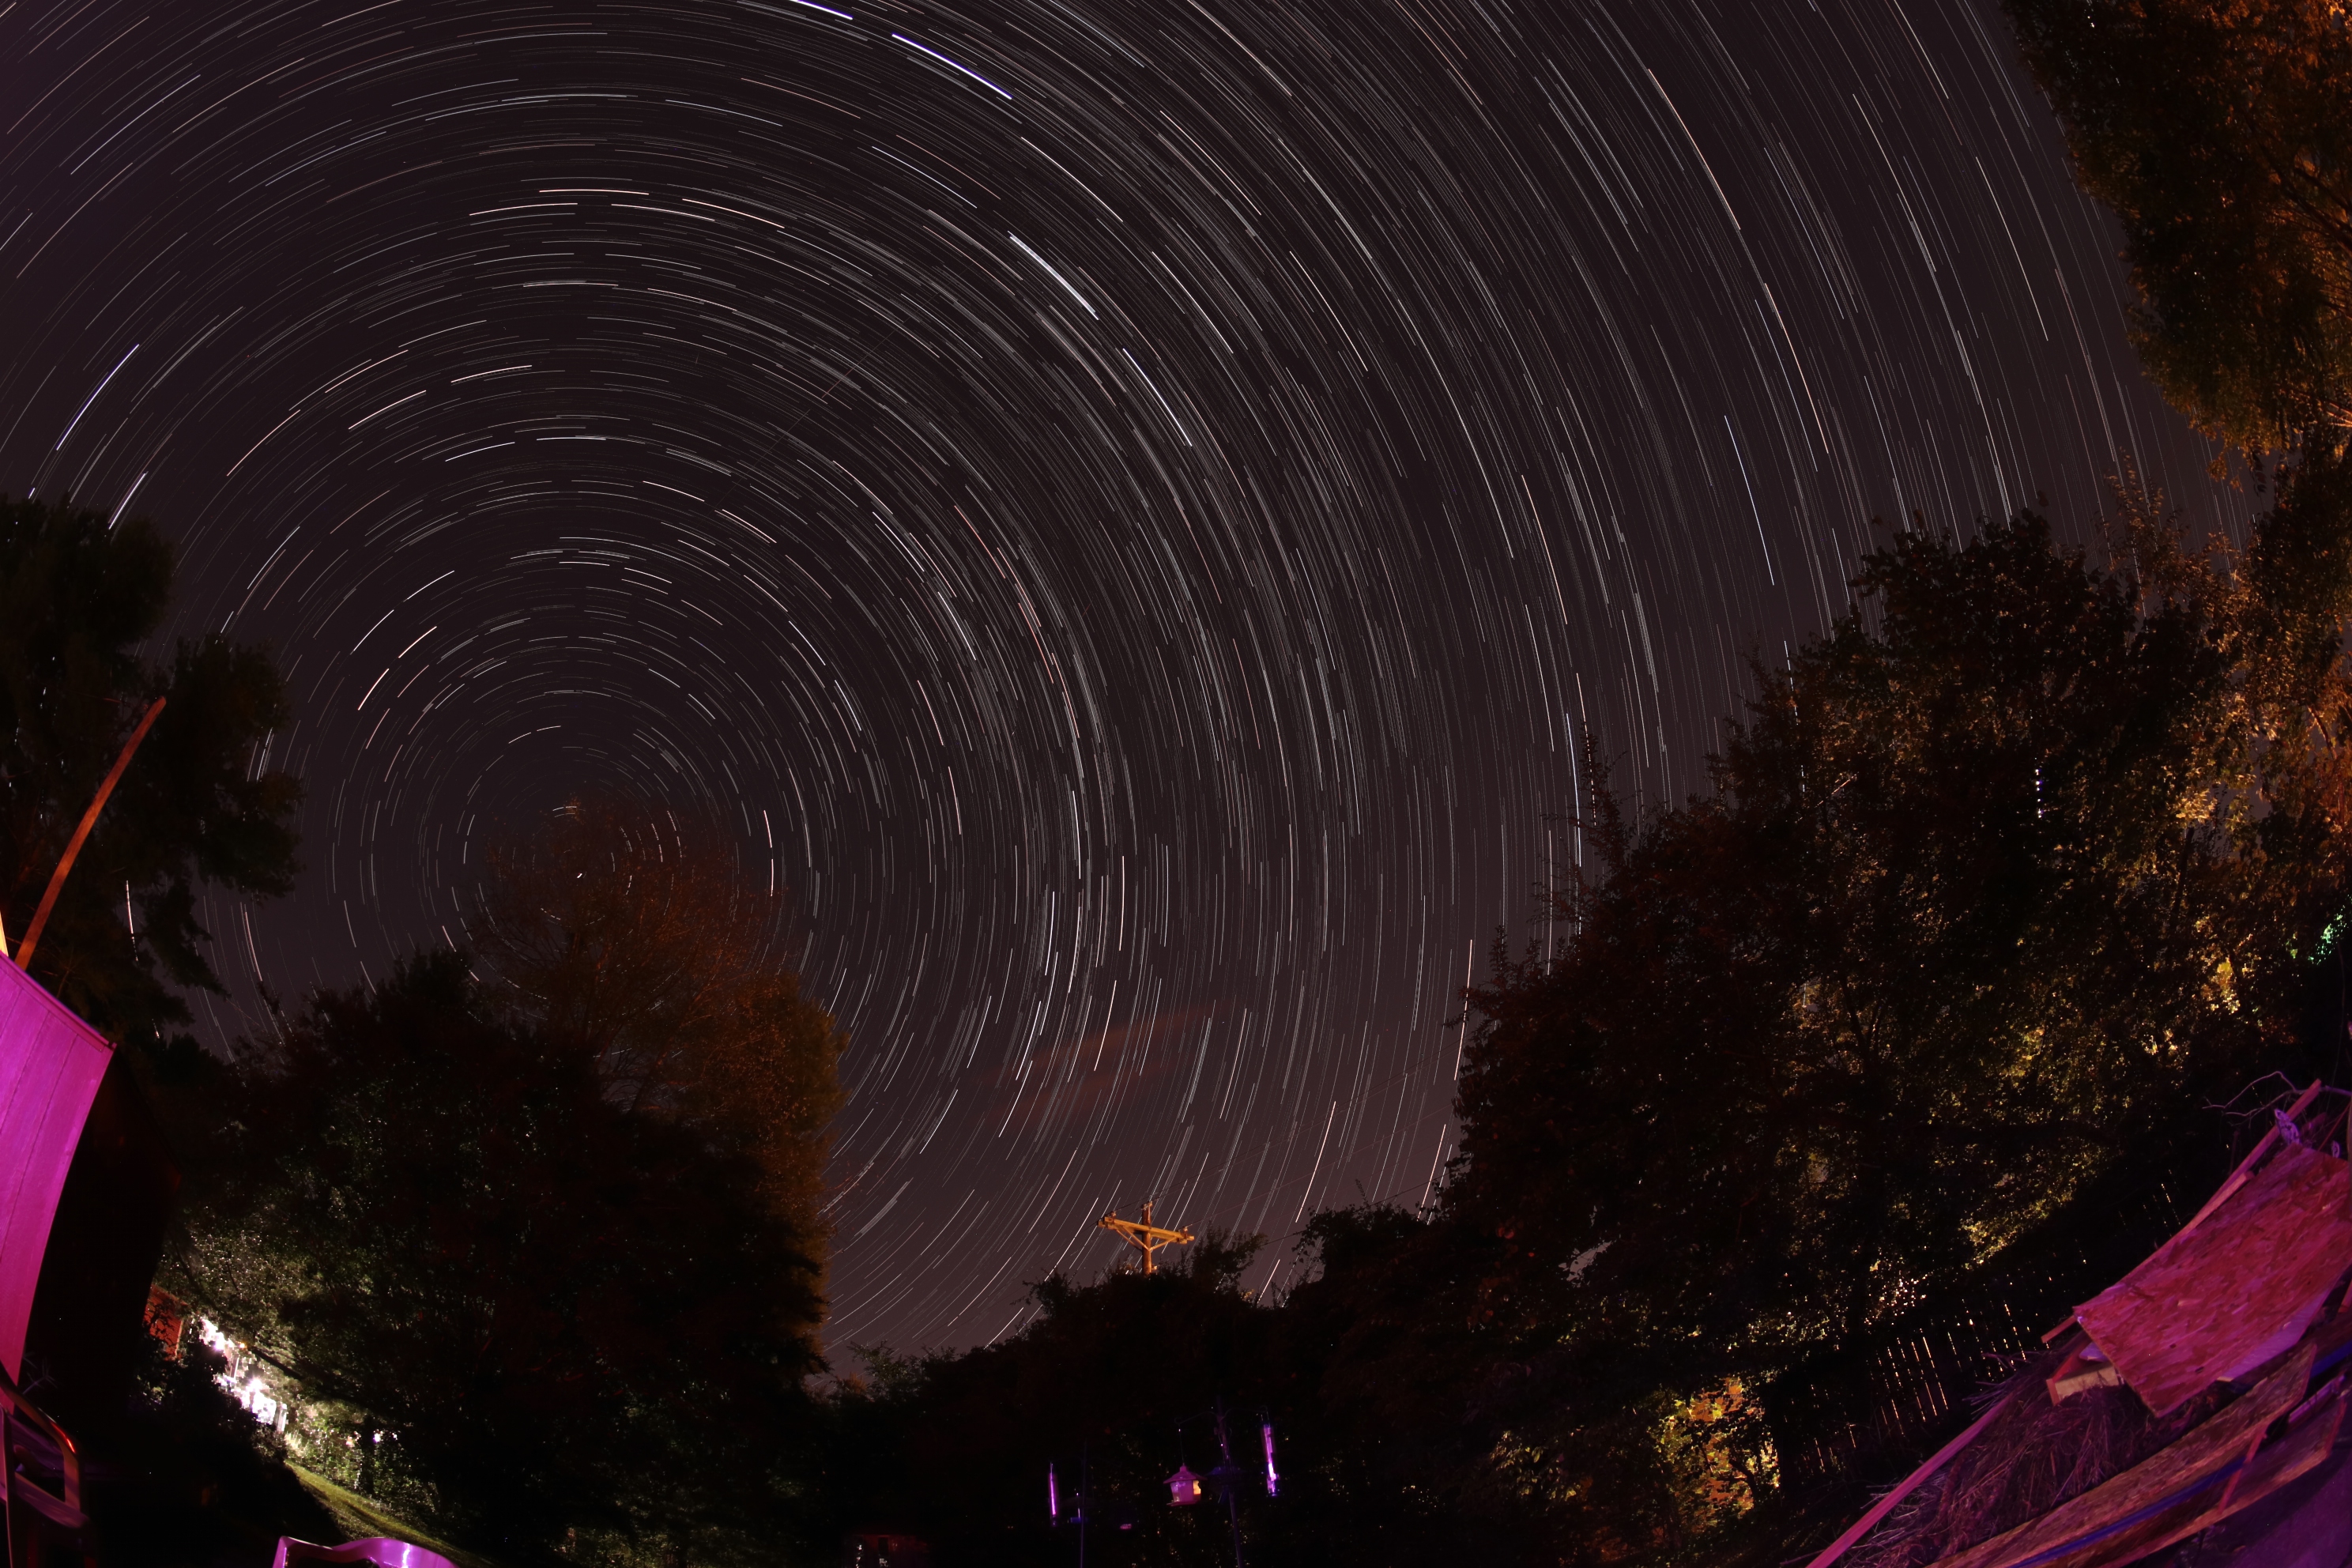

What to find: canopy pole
left=15, top=697, right=166, bottom=973
left=1804, top=1391, right=2017, bottom=1568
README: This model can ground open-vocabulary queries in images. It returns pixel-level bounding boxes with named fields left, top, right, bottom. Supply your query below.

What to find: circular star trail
left=0, top=0, right=2242, bottom=1348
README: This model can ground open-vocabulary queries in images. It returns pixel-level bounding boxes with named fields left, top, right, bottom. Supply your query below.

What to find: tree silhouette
left=1444, top=451, right=2352, bottom=1558
left=187, top=955, right=831, bottom=1564
left=0, top=494, right=300, bottom=1040
left=471, top=797, right=843, bottom=1276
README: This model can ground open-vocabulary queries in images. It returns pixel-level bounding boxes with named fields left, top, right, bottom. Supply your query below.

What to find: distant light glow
left=198, top=1317, right=286, bottom=1427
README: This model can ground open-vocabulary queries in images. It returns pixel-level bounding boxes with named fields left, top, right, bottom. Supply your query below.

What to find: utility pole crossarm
left=1097, top=1201, right=1193, bottom=1274
left=1098, top=1215, right=1193, bottom=1247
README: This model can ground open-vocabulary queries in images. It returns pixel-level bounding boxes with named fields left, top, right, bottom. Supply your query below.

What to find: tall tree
left=1446, top=449, right=2352, bottom=1559
left=470, top=799, right=844, bottom=1271
left=2005, top=0, right=2352, bottom=450
left=187, top=955, right=830, bottom=1564
left=0, top=494, right=300, bottom=1039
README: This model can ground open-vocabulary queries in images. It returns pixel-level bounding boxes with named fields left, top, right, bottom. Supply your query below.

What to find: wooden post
left=15, top=698, right=166, bottom=973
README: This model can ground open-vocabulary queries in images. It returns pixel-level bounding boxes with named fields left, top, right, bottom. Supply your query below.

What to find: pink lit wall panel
left=0, top=960, right=111, bottom=1380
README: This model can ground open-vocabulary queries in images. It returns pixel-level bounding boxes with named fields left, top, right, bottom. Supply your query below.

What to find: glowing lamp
left=1048, top=1462, right=1059, bottom=1523
left=1166, top=1464, right=1205, bottom=1506
left=1261, top=1419, right=1279, bottom=1498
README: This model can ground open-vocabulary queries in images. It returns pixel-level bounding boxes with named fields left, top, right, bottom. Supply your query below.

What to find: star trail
left=0, top=0, right=2245, bottom=1351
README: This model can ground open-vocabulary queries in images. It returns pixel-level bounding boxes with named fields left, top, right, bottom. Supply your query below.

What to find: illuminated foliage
left=2006, top=0, right=2352, bottom=450
left=186, top=954, right=829, bottom=1564
left=471, top=798, right=845, bottom=1264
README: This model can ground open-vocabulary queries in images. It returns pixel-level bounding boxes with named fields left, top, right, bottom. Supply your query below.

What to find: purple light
left=1049, top=1461, right=1060, bottom=1521
left=1261, top=1420, right=1279, bottom=1498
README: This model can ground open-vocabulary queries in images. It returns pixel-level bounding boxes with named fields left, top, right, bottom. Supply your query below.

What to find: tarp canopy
left=2073, top=1140, right=2351, bottom=1417
left=0, top=959, right=113, bottom=1380
left=1810, top=1087, right=2352, bottom=1568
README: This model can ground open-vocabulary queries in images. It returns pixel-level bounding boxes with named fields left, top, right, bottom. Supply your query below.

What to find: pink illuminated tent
left=0, top=955, right=113, bottom=1382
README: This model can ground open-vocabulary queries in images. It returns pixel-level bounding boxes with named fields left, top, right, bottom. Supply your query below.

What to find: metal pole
left=1216, top=1396, right=1244, bottom=1568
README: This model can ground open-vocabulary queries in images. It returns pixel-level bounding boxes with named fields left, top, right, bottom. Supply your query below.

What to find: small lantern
left=1167, top=1464, right=1205, bottom=1506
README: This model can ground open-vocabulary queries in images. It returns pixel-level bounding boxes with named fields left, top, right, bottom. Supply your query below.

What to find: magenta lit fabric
left=0, top=959, right=112, bottom=1380
left=273, top=1538, right=458, bottom=1568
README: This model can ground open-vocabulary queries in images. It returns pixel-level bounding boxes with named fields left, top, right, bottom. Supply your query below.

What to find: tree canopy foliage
left=1438, top=450, right=2352, bottom=1558
left=0, top=493, right=300, bottom=1039
left=155, top=803, right=846, bottom=1562
left=178, top=954, right=831, bottom=1565
left=831, top=1233, right=1277, bottom=1564
left=470, top=797, right=845, bottom=1254
left=2005, top=0, right=2352, bottom=449
left=1461, top=459, right=2352, bottom=1343
left=824, top=1219, right=1550, bottom=1566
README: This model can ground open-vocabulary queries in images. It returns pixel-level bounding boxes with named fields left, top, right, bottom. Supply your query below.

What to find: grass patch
left=285, top=1465, right=507, bottom=1568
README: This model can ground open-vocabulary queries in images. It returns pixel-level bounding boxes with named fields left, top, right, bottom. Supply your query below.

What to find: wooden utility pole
left=1097, top=1200, right=1193, bottom=1274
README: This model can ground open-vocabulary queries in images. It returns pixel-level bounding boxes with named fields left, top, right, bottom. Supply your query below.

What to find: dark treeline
left=3, top=2, right=2349, bottom=1565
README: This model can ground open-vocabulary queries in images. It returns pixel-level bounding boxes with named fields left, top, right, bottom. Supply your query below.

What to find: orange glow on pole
left=15, top=697, right=167, bottom=972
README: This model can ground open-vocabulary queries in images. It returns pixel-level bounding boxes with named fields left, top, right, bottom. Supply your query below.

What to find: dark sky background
left=1, top=0, right=2246, bottom=1353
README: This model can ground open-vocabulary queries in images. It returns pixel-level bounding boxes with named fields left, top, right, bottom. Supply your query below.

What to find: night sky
left=1, top=0, right=2248, bottom=1352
